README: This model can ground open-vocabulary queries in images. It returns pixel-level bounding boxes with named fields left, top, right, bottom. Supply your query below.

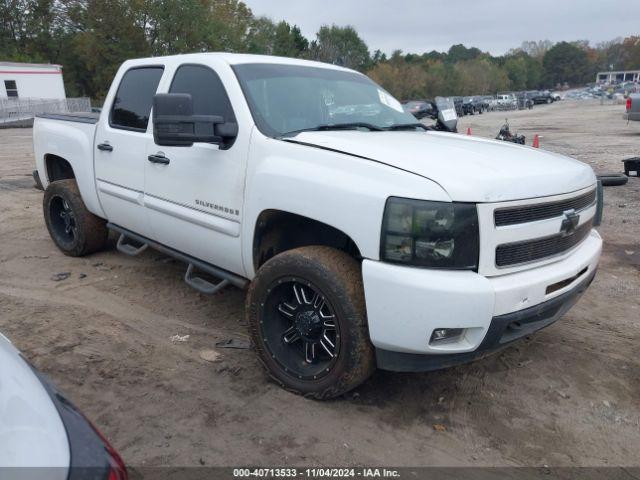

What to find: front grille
left=496, top=220, right=593, bottom=267
left=494, top=189, right=596, bottom=226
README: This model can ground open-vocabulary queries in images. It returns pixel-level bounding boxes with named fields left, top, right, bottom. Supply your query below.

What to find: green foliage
left=273, top=21, right=308, bottom=57
left=309, top=25, right=370, bottom=71
left=368, top=61, right=428, bottom=100
left=543, top=41, right=590, bottom=87
left=503, top=52, right=543, bottom=90
left=454, top=58, right=510, bottom=95
left=446, top=44, right=482, bottom=63
left=1, top=1, right=638, bottom=103
left=623, top=37, right=640, bottom=70
left=246, top=16, right=277, bottom=55
left=519, top=40, right=553, bottom=59
left=595, top=36, right=640, bottom=71
left=67, top=0, right=150, bottom=99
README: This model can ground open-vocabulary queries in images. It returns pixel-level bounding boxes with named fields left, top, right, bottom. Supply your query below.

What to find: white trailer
left=0, top=62, right=66, bottom=99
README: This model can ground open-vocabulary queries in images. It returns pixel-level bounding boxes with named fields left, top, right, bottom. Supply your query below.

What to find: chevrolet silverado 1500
left=33, top=53, right=603, bottom=398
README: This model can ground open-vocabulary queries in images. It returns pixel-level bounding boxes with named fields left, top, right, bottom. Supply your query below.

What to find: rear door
left=143, top=61, right=249, bottom=276
left=94, top=65, right=164, bottom=237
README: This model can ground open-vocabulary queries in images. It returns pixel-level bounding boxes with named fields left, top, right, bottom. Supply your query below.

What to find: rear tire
left=246, top=246, right=375, bottom=399
left=43, top=179, right=108, bottom=256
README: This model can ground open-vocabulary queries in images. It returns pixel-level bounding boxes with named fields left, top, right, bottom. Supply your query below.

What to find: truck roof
left=121, top=52, right=355, bottom=73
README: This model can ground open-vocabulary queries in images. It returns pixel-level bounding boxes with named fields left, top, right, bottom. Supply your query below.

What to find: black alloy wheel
left=49, top=195, right=77, bottom=245
left=246, top=246, right=376, bottom=399
left=260, top=278, right=340, bottom=380
left=43, top=179, right=108, bottom=256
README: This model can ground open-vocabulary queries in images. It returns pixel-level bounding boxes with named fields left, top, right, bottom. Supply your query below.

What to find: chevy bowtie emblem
left=560, top=209, right=579, bottom=236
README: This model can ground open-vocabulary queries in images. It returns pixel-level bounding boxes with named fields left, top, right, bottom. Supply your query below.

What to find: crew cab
left=33, top=53, right=603, bottom=399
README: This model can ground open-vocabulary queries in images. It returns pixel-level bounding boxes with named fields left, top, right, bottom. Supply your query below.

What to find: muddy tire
left=246, top=246, right=376, bottom=399
left=43, top=179, right=108, bottom=256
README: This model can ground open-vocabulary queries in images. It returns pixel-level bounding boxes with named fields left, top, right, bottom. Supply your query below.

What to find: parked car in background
left=615, top=82, right=638, bottom=97
left=484, top=95, right=499, bottom=111
left=462, top=96, right=488, bottom=115
left=452, top=96, right=465, bottom=116
left=533, top=90, right=554, bottom=104
left=33, top=53, right=602, bottom=399
left=0, top=331, right=128, bottom=479
left=550, top=91, right=562, bottom=101
left=402, top=100, right=435, bottom=119
left=516, top=91, right=535, bottom=110
left=625, top=93, right=640, bottom=121
left=496, top=93, right=518, bottom=110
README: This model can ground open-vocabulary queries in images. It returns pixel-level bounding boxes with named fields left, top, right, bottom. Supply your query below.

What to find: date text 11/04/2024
left=233, top=468, right=401, bottom=478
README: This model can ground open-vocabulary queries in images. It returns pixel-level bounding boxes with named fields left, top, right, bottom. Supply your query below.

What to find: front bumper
left=375, top=268, right=595, bottom=372
left=362, top=229, right=602, bottom=369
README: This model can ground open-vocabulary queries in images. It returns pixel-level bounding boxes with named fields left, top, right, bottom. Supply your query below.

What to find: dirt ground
left=0, top=100, right=639, bottom=468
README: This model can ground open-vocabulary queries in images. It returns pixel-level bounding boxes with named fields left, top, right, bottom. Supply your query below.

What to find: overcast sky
left=243, top=0, right=640, bottom=55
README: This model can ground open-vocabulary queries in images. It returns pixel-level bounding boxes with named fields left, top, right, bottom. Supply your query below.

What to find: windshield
left=233, top=63, right=418, bottom=137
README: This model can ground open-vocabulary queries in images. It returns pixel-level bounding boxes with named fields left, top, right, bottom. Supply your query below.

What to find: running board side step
left=184, top=264, right=229, bottom=295
left=116, top=233, right=149, bottom=256
left=107, top=223, right=248, bottom=292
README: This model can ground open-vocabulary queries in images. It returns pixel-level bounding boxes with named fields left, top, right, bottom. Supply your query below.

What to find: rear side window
left=110, top=67, right=164, bottom=131
left=169, top=65, right=236, bottom=122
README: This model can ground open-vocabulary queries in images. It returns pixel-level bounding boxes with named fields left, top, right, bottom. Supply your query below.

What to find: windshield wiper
left=385, top=123, right=428, bottom=131
left=282, top=122, right=385, bottom=137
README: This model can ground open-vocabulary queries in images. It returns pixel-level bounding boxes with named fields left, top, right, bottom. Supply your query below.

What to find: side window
left=110, top=67, right=163, bottom=131
left=169, top=64, right=236, bottom=123
left=4, top=80, right=18, bottom=98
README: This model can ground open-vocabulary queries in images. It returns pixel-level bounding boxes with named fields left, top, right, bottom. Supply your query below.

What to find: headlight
left=594, top=180, right=603, bottom=226
left=380, top=197, right=479, bottom=269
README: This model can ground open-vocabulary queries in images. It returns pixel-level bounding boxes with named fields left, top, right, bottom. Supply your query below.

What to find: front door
left=144, top=62, right=248, bottom=276
left=95, top=66, right=164, bottom=238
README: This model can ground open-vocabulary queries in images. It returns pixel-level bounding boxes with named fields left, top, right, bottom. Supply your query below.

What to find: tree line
left=369, top=38, right=640, bottom=100
left=1, top=0, right=639, bottom=101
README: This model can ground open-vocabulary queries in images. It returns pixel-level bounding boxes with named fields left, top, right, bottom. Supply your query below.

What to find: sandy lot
left=0, top=100, right=638, bottom=468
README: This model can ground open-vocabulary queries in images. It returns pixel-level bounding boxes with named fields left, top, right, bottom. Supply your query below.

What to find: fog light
left=430, top=328, right=464, bottom=344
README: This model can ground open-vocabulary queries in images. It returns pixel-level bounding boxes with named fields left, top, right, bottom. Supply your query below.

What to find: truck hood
left=291, top=130, right=596, bottom=202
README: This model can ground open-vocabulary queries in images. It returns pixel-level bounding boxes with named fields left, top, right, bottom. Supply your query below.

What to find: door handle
left=147, top=154, right=170, bottom=165
left=97, top=143, right=113, bottom=152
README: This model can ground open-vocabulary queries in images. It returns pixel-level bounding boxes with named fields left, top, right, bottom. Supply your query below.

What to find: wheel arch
left=45, top=154, right=75, bottom=183
left=252, top=209, right=362, bottom=272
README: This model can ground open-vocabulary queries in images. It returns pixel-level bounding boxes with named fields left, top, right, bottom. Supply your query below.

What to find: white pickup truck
left=33, top=53, right=603, bottom=399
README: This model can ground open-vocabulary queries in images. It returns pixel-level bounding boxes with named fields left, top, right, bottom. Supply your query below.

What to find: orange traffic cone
left=533, top=134, right=539, bottom=148
left=467, top=127, right=472, bottom=135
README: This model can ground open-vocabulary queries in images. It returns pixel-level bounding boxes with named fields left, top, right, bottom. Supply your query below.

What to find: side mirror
left=152, top=93, right=238, bottom=148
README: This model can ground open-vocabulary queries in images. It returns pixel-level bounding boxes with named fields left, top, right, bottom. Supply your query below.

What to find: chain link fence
left=0, top=97, right=92, bottom=126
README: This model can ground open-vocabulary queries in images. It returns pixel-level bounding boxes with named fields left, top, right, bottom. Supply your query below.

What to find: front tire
left=43, top=179, right=108, bottom=256
left=246, top=246, right=375, bottom=399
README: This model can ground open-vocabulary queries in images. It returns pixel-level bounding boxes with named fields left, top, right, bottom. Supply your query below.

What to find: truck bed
left=36, top=112, right=100, bottom=124
left=33, top=111, right=103, bottom=216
